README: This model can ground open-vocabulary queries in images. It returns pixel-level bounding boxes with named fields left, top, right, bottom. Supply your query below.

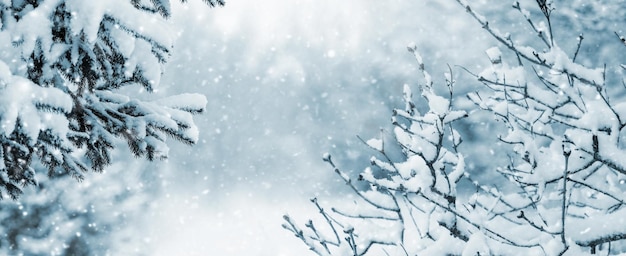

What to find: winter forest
left=0, top=0, right=624, bottom=255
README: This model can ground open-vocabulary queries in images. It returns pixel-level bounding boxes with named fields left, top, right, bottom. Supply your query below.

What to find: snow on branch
left=0, top=0, right=221, bottom=198
left=285, top=49, right=480, bottom=255
left=287, top=0, right=626, bottom=255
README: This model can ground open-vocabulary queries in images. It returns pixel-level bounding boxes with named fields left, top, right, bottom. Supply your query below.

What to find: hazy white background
left=147, top=0, right=492, bottom=255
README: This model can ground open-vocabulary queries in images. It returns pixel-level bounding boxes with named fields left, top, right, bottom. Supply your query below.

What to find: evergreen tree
left=0, top=159, right=154, bottom=255
left=0, top=0, right=223, bottom=254
left=0, top=0, right=223, bottom=199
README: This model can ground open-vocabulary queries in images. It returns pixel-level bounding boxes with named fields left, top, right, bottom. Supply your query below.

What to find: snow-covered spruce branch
left=0, top=0, right=222, bottom=199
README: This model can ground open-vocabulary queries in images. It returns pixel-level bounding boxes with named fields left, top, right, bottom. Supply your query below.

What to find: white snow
left=365, top=138, right=383, bottom=151
left=462, top=231, right=490, bottom=256
left=156, top=93, right=207, bottom=113
left=0, top=63, right=71, bottom=144
left=485, top=46, right=502, bottom=65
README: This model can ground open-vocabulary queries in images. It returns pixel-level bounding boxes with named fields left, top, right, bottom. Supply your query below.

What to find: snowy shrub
left=0, top=0, right=224, bottom=199
left=284, top=1, right=626, bottom=255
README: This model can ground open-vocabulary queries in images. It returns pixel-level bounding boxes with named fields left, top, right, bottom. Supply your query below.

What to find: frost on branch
left=283, top=49, right=471, bottom=255
left=462, top=0, right=626, bottom=253
left=0, top=0, right=223, bottom=199
left=286, top=1, right=626, bottom=255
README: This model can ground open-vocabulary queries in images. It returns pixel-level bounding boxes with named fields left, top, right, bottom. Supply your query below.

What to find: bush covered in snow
left=284, top=1, right=626, bottom=255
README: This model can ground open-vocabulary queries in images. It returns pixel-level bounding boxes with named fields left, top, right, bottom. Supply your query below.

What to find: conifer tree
left=0, top=0, right=223, bottom=199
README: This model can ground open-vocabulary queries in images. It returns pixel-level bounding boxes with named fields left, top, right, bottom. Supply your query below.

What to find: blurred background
left=152, top=1, right=489, bottom=254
